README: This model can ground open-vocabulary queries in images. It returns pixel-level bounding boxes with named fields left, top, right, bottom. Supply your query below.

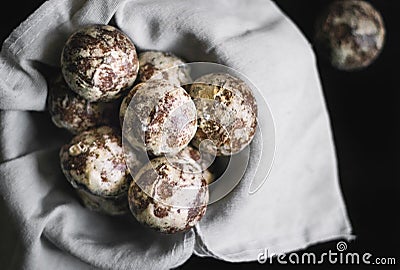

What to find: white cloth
left=0, top=0, right=353, bottom=269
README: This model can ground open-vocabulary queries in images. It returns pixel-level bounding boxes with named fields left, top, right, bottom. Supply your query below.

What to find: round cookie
left=315, top=0, right=385, bottom=70
left=120, top=79, right=197, bottom=156
left=138, top=51, right=191, bottom=86
left=128, top=156, right=209, bottom=233
left=61, top=24, right=139, bottom=102
left=48, top=74, right=116, bottom=134
left=60, top=126, right=142, bottom=215
left=189, top=73, right=257, bottom=156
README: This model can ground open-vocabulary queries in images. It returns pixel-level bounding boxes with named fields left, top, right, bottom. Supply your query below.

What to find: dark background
left=0, top=1, right=398, bottom=269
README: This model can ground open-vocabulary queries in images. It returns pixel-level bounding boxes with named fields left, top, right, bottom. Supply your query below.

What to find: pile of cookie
left=49, top=24, right=257, bottom=233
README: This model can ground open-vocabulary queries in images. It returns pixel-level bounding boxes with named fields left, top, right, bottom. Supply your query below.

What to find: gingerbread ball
left=60, top=126, right=142, bottom=215
left=61, top=25, right=139, bottom=102
left=189, top=73, right=257, bottom=156
left=48, top=74, right=116, bottom=134
left=138, top=51, right=191, bottom=86
left=315, top=0, right=385, bottom=70
left=128, top=156, right=209, bottom=233
left=120, top=79, right=197, bottom=156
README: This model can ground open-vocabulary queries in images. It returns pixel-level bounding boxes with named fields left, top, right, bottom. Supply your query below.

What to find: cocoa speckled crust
left=120, top=80, right=197, bottom=156
left=128, top=157, right=208, bottom=233
left=315, top=0, right=385, bottom=70
left=60, top=126, right=138, bottom=206
left=48, top=74, right=117, bottom=134
left=138, top=51, right=191, bottom=86
left=189, top=73, right=257, bottom=156
left=174, top=146, right=214, bottom=184
left=61, top=25, right=139, bottom=102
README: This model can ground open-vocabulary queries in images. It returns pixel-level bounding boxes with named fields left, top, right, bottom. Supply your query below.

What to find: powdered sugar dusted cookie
left=60, top=126, right=142, bottom=215
left=138, top=51, right=191, bottom=86
left=61, top=25, right=139, bottom=102
left=128, top=157, right=209, bottom=233
left=189, top=73, right=257, bottom=156
left=48, top=74, right=116, bottom=134
left=120, top=80, right=197, bottom=156
left=315, top=0, right=385, bottom=70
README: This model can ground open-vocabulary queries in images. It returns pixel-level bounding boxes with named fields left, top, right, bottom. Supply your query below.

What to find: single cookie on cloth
left=48, top=74, right=117, bottom=134
left=189, top=73, right=257, bottom=156
left=61, top=25, right=139, bottom=102
left=128, top=156, right=209, bottom=233
left=120, top=79, right=197, bottom=156
left=138, top=51, right=191, bottom=86
left=60, top=126, right=142, bottom=215
left=315, top=0, right=385, bottom=70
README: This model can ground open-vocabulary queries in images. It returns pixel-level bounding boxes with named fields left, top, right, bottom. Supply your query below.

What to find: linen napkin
left=0, top=0, right=353, bottom=269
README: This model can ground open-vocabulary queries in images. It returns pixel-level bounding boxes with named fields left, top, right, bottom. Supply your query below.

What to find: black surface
left=1, top=1, right=398, bottom=269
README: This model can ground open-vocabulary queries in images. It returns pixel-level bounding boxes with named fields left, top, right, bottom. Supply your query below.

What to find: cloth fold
left=0, top=0, right=353, bottom=269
